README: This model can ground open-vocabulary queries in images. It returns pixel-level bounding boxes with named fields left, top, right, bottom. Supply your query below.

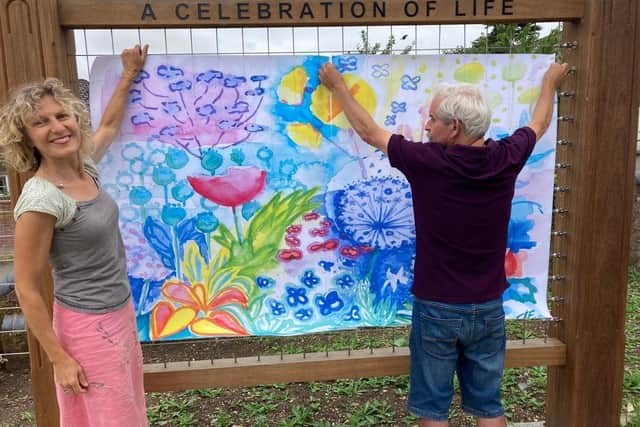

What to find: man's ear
left=451, top=119, right=460, bottom=136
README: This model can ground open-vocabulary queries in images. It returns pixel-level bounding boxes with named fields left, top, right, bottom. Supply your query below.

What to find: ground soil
left=0, top=291, right=546, bottom=427
left=0, top=336, right=545, bottom=427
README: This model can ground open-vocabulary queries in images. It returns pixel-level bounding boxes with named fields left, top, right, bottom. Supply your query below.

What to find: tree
left=449, top=23, right=561, bottom=55
left=356, top=30, right=414, bottom=55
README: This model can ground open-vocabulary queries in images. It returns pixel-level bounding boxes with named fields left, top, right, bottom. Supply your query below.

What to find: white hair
left=433, top=85, right=491, bottom=139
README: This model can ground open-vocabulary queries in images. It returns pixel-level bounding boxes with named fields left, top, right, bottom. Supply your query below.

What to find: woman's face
left=24, top=95, right=81, bottom=163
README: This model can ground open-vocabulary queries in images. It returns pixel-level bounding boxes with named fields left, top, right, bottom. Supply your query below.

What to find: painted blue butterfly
left=371, top=63, right=390, bottom=78
left=401, top=74, right=421, bottom=91
left=337, top=56, right=358, bottom=73
left=391, top=101, right=407, bottom=114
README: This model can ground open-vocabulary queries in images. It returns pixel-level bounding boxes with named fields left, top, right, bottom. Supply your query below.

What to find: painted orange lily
left=150, top=279, right=249, bottom=339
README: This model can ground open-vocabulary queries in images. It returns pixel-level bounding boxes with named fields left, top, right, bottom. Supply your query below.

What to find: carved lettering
left=141, top=3, right=156, bottom=20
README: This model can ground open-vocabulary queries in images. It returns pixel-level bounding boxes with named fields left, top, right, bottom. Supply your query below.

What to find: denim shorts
left=407, top=297, right=506, bottom=421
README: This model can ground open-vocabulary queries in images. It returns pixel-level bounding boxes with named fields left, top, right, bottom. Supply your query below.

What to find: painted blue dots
left=300, top=270, right=320, bottom=288
left=294, top=309, right=313, bottom=321
left=269, top=300, right=286, bottom=316
left=286, top=286, right=308, bottom=307
left=256, top=276, right=275, bottom=289
left=315, top=291, right=344, bottom=316
left=343, top=305, right=361, bottom=321
left=335, top=274, right=354, bottom=289
left=318, top=260, right=334, bottom=272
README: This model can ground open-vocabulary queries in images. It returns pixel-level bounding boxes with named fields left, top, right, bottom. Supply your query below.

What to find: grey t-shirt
left=14, top=160, right=130, bottom=313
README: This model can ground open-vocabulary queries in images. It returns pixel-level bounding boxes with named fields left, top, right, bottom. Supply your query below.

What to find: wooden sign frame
left=1, top=1, right=638, bottom=426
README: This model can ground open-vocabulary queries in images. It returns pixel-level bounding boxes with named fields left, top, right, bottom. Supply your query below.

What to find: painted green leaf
left=502, top=62, right=527, bottom=83
left=453, top=62, right=485, bottom=84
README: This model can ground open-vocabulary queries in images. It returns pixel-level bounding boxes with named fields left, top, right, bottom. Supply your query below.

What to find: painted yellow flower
left=150, top=243, right=253, bottom=339
left=311, top=74, right=376, bottom=129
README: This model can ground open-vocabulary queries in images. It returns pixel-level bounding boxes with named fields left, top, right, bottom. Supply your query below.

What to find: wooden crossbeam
left=57, top=0, right=583, bottom=28
left=144, top=338, right=565, bottom=392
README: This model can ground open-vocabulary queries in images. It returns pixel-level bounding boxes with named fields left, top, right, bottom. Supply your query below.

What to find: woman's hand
left=121, top=44, right=149, bottom=81
left=53, top=353, right=89, bottom=395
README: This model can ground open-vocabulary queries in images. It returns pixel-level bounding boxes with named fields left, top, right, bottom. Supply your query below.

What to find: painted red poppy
left=187, top=166, right=266, bottom=207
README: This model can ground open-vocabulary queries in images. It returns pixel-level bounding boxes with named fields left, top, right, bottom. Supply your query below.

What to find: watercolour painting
left=90, top=54, right=556, bottom=341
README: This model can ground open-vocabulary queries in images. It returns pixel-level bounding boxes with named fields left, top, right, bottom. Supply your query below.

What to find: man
left=319, top=61, right=569, bottom=427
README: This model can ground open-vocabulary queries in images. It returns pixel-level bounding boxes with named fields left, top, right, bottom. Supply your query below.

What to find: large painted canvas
left=90, top=54, right=556, bottom=341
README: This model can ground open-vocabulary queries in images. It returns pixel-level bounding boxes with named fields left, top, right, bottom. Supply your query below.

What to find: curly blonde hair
left=0, top=78, right=94, bottom=172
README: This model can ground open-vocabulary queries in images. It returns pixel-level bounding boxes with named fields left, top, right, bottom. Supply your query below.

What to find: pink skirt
left=53, top=300, right=147, bottom=427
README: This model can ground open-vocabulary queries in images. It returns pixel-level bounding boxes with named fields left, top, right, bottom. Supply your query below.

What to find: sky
left=74, top=23, right=560, bottom=80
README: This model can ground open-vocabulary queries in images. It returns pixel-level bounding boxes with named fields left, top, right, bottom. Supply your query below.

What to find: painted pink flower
left=188, top=166, right=266, bottom=207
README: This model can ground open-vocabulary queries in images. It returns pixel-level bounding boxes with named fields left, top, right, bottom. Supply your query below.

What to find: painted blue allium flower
left=334, top=176, right=415, bottom=249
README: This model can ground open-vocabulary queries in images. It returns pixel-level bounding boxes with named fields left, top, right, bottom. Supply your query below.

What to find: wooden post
left=0, top=1, right=76, bottom=426
left=546, top=0, right=640, bottom=426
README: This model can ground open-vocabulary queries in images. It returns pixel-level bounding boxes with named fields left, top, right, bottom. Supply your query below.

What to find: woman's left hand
left=121, top=44, right=149, bottom=81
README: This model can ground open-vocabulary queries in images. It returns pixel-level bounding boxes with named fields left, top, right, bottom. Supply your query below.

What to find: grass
left=141, top=270, right=640, bottom=426
left=623, top=270, right=640, bottom=426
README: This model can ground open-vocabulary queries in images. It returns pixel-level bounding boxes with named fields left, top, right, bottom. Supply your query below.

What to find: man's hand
left=319, top=62, right=348, bottom=93
left=543, top=62, right=570, bottom=90
left=316, top=62, right=392, bottom=155
left=121, top=44, right=149, bottom=81
left=527, top=62, right=572, bottom=142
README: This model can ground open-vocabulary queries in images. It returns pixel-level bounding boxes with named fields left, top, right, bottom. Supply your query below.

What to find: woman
left=0, top=44, right=149, bottom=426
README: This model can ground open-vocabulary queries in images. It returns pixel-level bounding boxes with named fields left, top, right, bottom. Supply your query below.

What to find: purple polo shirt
left=387, top=127, right=537, bottom=303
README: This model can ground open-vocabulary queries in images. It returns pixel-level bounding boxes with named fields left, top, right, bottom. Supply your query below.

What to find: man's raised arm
left=527, top=62, right=570, bottom=142
left=319, top=62, right=392, bottom=155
